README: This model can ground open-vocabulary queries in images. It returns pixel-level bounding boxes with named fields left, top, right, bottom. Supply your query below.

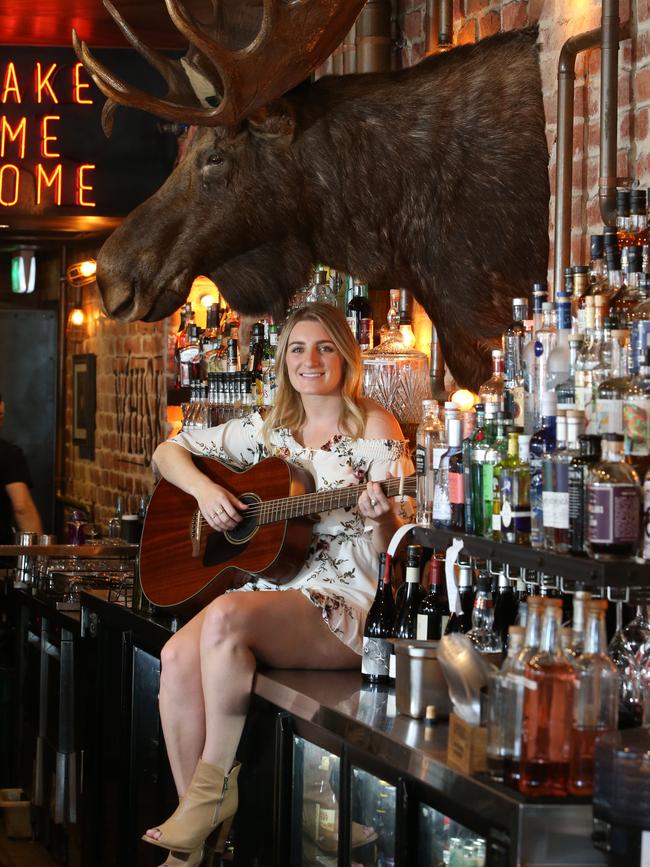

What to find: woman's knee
left=160, top=633, right=198, bottom=685
left=200, top=595, right=249, bottom=648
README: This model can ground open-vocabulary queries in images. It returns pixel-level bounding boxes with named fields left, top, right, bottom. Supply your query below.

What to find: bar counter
left=8, top=587, right=606, bottom=867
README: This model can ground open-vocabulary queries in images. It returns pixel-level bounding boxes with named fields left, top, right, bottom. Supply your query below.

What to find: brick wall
left=62, top=242, right=168, bottom=529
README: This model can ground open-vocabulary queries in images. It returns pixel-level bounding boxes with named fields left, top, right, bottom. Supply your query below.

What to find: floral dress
left=170, top=411, right=414, bottom=655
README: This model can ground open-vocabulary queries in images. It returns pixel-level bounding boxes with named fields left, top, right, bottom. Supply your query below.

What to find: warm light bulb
left=79, top=259, right=96, bottom=278
left=450, top=389, right=476, bottom=412
left=69, top=308, right=85, bottom=326
left=398, top=324, right=417, bottom=349
left=200, top=293, right=216, bottom=308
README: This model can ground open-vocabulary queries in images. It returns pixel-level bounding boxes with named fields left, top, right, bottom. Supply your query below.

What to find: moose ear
left=247, top=100, right=296, bottom=145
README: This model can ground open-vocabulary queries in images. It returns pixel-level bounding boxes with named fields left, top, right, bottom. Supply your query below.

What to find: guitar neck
left=258, top=475, right=416, bottom=524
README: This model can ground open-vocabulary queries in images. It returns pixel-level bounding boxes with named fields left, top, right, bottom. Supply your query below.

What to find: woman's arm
left=152, top=440, right=246, bottom=530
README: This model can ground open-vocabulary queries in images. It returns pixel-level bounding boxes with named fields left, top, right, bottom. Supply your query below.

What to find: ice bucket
left=394, top=639, right=452, bottom=719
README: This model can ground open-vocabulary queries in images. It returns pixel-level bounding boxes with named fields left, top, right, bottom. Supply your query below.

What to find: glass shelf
left=412, top=526, right=650, bottom=588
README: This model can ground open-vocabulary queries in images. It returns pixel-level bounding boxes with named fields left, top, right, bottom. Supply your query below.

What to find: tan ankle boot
left=143, top=760, right=241, bottom=854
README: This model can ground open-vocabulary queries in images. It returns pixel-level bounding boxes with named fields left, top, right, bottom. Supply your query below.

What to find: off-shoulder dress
left=170, top=411, right=414, bottom=655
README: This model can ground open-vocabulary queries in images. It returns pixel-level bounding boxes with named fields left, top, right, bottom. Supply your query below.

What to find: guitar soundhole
left=225, top=493, right=261, bottom=544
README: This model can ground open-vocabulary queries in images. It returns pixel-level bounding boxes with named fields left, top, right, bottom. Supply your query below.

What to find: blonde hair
left=261, top=303, right=366, bottom=448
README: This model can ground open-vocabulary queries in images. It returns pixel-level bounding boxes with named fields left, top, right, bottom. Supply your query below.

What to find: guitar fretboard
left=248, top=474, right=417, bottom=525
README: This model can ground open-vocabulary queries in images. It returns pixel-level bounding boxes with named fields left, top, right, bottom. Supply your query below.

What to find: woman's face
left=285, top=319, right=345, bottom=398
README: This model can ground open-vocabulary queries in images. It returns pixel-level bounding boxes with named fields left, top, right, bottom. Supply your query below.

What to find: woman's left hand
left=359, top=474, right=393, bottom=525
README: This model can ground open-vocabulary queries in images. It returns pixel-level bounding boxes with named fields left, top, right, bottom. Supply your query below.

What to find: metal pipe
left=599, top=0, right=623, bottom=225
left=355, top=0, right=392, bottom=73
left=438, top=0, right=453, bottom=47
left=553, top=28, right=601, bottom=299
left=552, top=14, right=630, bottom=298
left=429, top=323, right=447, bottom=402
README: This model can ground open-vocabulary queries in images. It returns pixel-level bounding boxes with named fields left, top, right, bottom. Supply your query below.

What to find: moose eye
left=207, top=153, right=225, bottom=166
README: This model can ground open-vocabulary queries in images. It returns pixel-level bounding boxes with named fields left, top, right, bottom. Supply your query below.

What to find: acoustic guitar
left=139, top=455, right=416, bottom=613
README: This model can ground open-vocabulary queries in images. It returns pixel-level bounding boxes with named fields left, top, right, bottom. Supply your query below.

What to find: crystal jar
left=362, top=332, right=430, bottom=447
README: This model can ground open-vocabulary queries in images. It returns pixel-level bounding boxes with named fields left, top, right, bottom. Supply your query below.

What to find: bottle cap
left=425, top=705, right=437, bottom=723
left=477, top=574, right=492, bottom=593
left=512, top=297, right=528, bottom=307
left=542, top=301, right=555, bottom=312
left=532, top=281, right=548, bottom=294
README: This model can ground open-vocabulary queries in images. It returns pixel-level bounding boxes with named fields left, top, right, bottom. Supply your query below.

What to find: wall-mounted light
left=66, top=258, right=97, bottom=287
left=65, top=259, right=96, bottom=341
left=449, top=389, right=477, bottom=412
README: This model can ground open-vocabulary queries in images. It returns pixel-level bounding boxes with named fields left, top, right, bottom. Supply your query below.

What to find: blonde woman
left=145, top=302, right=414, bottom=866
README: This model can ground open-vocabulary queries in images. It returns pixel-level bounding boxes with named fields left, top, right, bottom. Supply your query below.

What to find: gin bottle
left=415, top=400, right=444, bottom=527
left=568, top=434, right=601, bottom=554
left=479, top=349, right=506, bottom=413
left=486, top=626, right=526, bottom=781
left=586, top=433, right=641, bottom=559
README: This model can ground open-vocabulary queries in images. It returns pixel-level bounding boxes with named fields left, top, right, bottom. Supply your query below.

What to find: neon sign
left=0, top=59, right=96, bottom=210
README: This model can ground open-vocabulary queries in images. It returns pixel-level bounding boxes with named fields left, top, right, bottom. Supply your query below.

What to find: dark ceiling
left=0, top=0, right=187, bottom=48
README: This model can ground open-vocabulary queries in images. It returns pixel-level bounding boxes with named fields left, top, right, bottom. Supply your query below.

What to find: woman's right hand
left=194, top=480, right=248, bottom=531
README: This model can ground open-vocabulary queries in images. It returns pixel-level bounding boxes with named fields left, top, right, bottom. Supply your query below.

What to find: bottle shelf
left=412, top=526, right=650, bottom=589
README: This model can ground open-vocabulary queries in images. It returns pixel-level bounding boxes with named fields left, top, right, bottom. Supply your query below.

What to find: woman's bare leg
left=157, top=608, right=209, bottom=797
left=147, top=590, right=358, bottom=840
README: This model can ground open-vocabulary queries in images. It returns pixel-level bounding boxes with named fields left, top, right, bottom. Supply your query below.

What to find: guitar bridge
left=191, top=510, right=202, bottom=558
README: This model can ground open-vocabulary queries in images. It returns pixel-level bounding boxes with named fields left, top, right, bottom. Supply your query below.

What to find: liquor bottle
left=346, top=280, right=371, bottom=343
left=612, top=245, right=644, bottom=328
left=500, top=433, right=531, bottom=545
left=486, top=625, right=526, bottom=781
left=444, top=563, right=475, bottom=635
left=568, top=600, right=619, bottom=796
left=588, top=235, right=608, bottom=300
left=503, top=297, right=529, bottom=428
left=448, top=423, right=465, bottom=532
left=493, top=431, right=519, bottom=541
left=575, top=295, right=607, bottom=429
left=520, top=598, right=575, bottom=797
left=533, top=302, right=558, bottom=430
left=481, top=411, right=507, bottom=538
left=529, top=392, right=557, bottom=549
left=504, top=596, right=544, bottom=788
left=466, top=573, right=502, bottom=654
left=493, top=571, right=519, bottom=650
left=393, top=545, right=426, bottom=640
left=378, top=288, right=401, bottom=344
left=463, top=403, right=487, bottom=534
left=523, top=282, right=548, bottom=433
left=262, top=323, right=279, bottom=406
left=471, top=404, right=498, bottom=537
left=547, top=286, right=573, bottom=393
left=362, top=553, right=396, bottom=685
left=432, top=417, right=463, bottom=529
left=415, top=400, right=445, bottom=527
left=574, top=264, right=594, bottom=332
left=555, top=334, right=583, bottom=412
left=226, top=337, right=240, bottom=373
left=478, top=349, right=505, bottom=412
left=615, top=187, right=632, bottom=254
left=586, top=433, right=641, bottom=559
left=563, top=589, right=591, bottom=660
left=623, top=351, right=650, bottom=477
left=594, top=327, right=630, bottom=436
left=545, top=409, right=586, bottom=553
left=416, top=558, right=450, bottom=640
left=568, top=434, right=602, bottom=555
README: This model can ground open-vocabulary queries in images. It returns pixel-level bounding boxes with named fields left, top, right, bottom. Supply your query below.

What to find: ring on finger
left=370, top=497, right=377, bottom=507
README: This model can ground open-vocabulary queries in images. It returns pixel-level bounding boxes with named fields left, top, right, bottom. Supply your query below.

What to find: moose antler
left=73, top=0, right=367, bottom=128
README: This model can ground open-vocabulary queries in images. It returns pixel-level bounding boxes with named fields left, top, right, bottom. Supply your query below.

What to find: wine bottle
left=361, top=554, right=396, bottom=685
left=445, top=563, right=475, bottom=634
left=416, top=558, right=449, bottom=640
left=393, top=545, right=425, bottom=640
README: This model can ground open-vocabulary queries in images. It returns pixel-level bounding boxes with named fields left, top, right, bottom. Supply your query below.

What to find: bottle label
left=588, top=485, right=641, bottom=544
left=433, top=446, right=447, bottom=470
left=596, top=398, right=623, bottom=435
left=448, top=470, right=464, bottom=504
left=415, top=444, right=426, bottom=475
left=319, top=808, right=337, bottom=833
left=416, top=612, right=441, bottom=640
left=624, top=397, right=650, bottom=457
left=644, top=479, right=650, bottom=560
left=501, top=498, right=513, bottom=528
left=361, top=636, right=391, bottom=678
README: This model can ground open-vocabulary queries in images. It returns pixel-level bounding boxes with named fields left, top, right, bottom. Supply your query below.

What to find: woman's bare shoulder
left=360, top=398, right=405, bottom=440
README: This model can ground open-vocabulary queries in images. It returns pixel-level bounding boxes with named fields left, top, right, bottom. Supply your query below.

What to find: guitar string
left=196, top=476, right=416, bottom=528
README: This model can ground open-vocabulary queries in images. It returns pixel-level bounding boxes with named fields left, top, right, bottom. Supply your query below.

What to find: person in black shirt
left=0, top=393, right=42, bottom=545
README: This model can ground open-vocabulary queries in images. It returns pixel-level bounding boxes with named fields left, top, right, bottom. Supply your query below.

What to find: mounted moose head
left=74, top=1, right=549, bottom=390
